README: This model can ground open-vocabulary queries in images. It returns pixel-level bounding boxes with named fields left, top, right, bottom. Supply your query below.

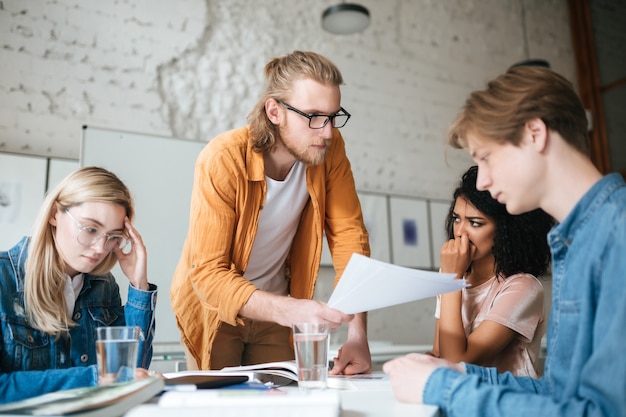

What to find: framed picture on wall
left=358, top=192, right=391, bottom=262
left=429, top=199, right=452, bottom=270
left=320, top=192, right=391, bottom=267
left=389, top=196, right=432, bottom=269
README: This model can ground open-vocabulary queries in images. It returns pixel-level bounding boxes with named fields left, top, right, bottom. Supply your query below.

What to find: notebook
left=164, top=374, right=249, bottom=391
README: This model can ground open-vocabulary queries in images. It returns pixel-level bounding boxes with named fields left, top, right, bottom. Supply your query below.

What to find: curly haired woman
left=429, top=165, right=553, bottom=377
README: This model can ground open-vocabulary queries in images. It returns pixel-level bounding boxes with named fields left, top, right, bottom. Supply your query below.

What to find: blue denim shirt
left=0, top=237, right=158, bottom=404
left=423, top=174, right=626, bottom=417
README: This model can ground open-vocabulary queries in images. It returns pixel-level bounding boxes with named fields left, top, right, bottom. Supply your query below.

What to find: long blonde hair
left=248, top=50, right=344, bottom=153
left=24, top=166, right=134, bottom=334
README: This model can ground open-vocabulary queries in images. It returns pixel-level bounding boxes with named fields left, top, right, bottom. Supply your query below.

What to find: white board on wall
left=81, top=126, right=206, bottom=343
left=47, top=159, right=79, bottom=192
left=0, top=153, right=48, bottom=251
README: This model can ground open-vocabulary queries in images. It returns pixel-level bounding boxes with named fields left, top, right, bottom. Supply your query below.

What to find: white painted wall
left=0, top=0, right=572, bottom=347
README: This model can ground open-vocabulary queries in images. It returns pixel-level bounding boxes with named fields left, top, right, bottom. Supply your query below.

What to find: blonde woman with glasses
left=0, top=166, right=158, bottom=404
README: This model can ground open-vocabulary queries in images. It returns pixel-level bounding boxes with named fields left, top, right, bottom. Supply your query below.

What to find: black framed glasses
left=64, top=209, right=130, bottom=252
left=278, top=100, right=351, bottom=129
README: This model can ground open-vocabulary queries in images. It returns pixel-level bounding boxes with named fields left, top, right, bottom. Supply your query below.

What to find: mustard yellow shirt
left=170, top=126, right=370, bottom=368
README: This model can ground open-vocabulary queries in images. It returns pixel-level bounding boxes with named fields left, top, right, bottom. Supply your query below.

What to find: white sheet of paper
left=327, top=254, right=466, bottom=314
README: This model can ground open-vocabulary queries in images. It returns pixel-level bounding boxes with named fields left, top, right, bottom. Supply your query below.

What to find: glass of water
left=292, top=323, right=330, bottom=390
left=96, top=326, right=142, bottom=385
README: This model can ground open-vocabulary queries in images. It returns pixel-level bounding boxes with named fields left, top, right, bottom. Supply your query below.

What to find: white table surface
left=339, top=389, right=439, bottom=417
left=124, top=385, right=439, bottom=417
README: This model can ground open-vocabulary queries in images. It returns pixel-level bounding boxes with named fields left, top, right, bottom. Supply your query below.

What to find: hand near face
left=440, top=234, right=475, bottom=278
left=383, top=353, right=465, bottom=404
left=114, top=218, right=149, bottom=290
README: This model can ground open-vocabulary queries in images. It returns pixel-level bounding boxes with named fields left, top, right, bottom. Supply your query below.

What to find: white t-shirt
left=244, top=161, right=309, bottom=295
left=64, top=273, right=84, bottom=316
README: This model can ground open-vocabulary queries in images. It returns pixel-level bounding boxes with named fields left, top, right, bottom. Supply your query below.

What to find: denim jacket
left=0, top=237, right=158, bottom=404
left=423, top=174, right=626, bottom=417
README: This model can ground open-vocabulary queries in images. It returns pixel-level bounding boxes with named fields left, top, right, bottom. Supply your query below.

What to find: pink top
left=436, top=273, right=546, bottom=377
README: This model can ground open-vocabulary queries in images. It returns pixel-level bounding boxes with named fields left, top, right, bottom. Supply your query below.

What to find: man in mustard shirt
left=171, top=51, right=372, bottom=374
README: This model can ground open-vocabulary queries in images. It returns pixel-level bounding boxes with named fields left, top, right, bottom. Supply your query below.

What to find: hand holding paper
left=327, top=254, right=466, bottom=314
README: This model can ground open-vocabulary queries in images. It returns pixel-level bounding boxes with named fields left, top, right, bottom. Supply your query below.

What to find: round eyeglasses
left=278, top=100, right=351, bottom=129
left=64, top=209, right=130, bottom=252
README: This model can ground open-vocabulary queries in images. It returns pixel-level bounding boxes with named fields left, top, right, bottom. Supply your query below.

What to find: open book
left=164, top=360, right=389, bottom=390
left=164, top=360, right=298, bottom=388
left=220, top=360, right=300, bottom=386
left=0, top=378, right=164, bottom=417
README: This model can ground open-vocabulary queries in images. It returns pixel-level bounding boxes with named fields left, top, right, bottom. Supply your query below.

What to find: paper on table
left=327, top=254, right=466, bottom=314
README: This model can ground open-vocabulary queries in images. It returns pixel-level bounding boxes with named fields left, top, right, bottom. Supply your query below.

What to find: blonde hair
left=248, top=50, right=344, bottom=153
left=24, top=166, right=134, bottom=334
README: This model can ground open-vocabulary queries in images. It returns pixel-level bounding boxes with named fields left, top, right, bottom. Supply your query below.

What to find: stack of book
left=0, top=378, right=164, bottom=417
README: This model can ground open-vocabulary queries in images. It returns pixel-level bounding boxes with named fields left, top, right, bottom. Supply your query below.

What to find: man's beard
left=277, top=134, right=329, bottom=166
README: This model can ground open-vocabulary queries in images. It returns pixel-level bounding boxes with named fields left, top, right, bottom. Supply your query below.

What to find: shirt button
left=73, top=312, right=82, bottom=320
left=27, top=335, right=34, bottom=343
left=80, top=354, right=89, bottom=363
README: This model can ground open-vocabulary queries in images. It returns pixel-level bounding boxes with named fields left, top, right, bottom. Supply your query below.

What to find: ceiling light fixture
left=322, top=3, right=370, bottom=35
left=509, top=58, right=551, bottom=69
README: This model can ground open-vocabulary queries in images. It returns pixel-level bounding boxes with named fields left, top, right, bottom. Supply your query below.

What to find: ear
left=265, top=98, right=281, bottom=125
left=526, top=117, right=548, bottom=152
left=49, top=204, right=60, bottom=227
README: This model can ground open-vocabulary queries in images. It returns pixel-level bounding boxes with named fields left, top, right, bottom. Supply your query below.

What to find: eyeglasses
left=64, top=209, right=130, bottom=252
left=278, top=100, right=351, bottom=129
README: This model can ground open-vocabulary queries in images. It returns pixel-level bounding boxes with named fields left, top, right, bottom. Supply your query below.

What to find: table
left=150, top=341, right=432, bottom=374
left=340, top=389, right=439, bottom=417
left=124, top=386, right=439, bottom=417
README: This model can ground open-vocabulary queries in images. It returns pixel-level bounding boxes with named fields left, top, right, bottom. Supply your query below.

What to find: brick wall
left=0, top=0, right=575, bottom=200
left=0, top=0, right=573, bottom=346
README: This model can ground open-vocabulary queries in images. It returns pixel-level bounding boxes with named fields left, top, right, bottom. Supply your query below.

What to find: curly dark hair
left=444, top=166, right=554, bottom=278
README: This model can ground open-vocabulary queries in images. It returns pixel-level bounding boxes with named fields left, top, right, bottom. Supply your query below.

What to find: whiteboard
left=0, top=154, right=80, bottom=252
left=81, top=126, right=206, bottom=343
left=47, top=158, right=79, bottom=191
left=0, top=153, right=48, bottom=251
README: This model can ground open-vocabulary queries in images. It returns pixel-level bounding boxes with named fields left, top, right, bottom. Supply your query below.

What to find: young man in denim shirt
left=384, top=66, right=626, bottom=417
